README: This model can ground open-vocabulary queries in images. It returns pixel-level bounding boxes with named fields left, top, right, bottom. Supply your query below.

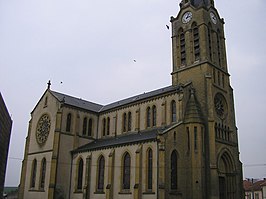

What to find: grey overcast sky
left=1, top=0, right=265, bottom=186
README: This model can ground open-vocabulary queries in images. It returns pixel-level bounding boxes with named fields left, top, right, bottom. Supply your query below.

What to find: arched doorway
left=218, top=150, right=236, bottom=199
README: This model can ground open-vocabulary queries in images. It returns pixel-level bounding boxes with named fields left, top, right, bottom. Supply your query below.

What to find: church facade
left=19, top=0, right=243, bottom=199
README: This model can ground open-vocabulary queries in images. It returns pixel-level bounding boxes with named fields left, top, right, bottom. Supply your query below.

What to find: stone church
left=19, top=0, right=243, bottom=198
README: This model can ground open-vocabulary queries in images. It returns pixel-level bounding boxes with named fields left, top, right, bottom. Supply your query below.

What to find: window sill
left=28, top=189, right=45, bottom=192
left=143, top=191, right=155, bottom=194
left=94, top=190, right=105, bottom=194
left=169, top=190, right=182, bottom=195
left=74, top=190, right=83, bottom=194
left=119, top=189, right=132, bottom=194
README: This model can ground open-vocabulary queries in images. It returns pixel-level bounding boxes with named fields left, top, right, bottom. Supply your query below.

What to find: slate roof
left=192, top=0, right=211, bottom=8
left=51, top=85, right=180, bottom=113
left=73, top=128, right=163, bottom=154
left=51, top=91, right=103, bottom=113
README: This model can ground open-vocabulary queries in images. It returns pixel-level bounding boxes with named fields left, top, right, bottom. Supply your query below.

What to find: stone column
left=134, top=145, right=143, bottom=199
left=84, top=154, right=92, bottom=199
left=106, top=150, right=115, bottom=199
left=158, top=137, right=165, bottom=199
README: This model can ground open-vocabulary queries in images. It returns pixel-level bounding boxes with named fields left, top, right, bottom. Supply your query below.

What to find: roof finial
left=47, top=80, right=51, bottom=89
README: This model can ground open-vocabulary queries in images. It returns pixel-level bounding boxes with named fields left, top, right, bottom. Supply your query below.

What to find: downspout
left=157, top=138, right=159, bottom=199
left=68, top=152, right=73, bottom=199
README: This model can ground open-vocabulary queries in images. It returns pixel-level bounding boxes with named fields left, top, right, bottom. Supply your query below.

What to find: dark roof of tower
left=184, top=89, right=204, bottom=123
left=191, top=0, right=211, bottom=8
left=180, top=0, right=213, bottom=9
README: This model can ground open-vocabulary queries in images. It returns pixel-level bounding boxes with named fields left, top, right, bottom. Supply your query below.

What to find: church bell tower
left=170, top=0, right=243, bottom=198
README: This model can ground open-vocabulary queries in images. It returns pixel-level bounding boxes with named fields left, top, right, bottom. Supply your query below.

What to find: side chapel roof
left=73, top=128, right=160, bottom=153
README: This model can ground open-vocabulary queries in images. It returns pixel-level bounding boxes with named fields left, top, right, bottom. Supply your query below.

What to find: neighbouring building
left=244, top=179, right=266, bottom=199
left=0, top=93, right=12, bottom=199
left=19, top=0, right=243, bottom=198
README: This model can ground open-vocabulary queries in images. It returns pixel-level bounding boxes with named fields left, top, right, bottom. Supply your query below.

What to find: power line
left=7, top=156, right=266, bottom=169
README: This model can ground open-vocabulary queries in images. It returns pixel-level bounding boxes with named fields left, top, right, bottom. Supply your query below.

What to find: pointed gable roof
left=184, top=88, right=204, bottom=123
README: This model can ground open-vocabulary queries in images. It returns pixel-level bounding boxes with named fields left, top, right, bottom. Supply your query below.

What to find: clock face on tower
left=182, top=11, right=193, bottom=24
left=36, top=114, right=51, bottom=145
left=210, top=12, right=217, bottom=24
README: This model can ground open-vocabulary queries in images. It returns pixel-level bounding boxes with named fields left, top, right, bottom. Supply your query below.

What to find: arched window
left=77, top=158, right=83, bottom=190
left=123, top=113, right=127, bottom=132
left=122, top=152, right=131, bottom=189
left=102, top=118, right=106, bottom=136
left=146, top=107, right=151, bottom=128
left=128, top=112, right=132, bottom=132
left=179, top=28, right=186, bottom=65
left=44, top=96, right=48, bottom=107
left=97, top=156, right=105, bottom=190
left=171, top=100, right=176, bottom=123
left=88, top=118, right=93, bottom=136
left=82, top=117, right=87, bottom=135
left=66, top=113, right=72, bottom=132
left=152, top=106, right=156, bottom=127
left=30, top=159, right=37, bottom=188
left=208, top=24, right=213, bottom=61
left=107, top=117, right=110, bottom=135
left=193, top=24, right=200, bottom=61
left=39, top=158, right=46, bottom=189
left=217, top=30, right=222, bottom=66
left=171, top=150, right=178, bottom=190
left=147, top=149, right=153, bottom=190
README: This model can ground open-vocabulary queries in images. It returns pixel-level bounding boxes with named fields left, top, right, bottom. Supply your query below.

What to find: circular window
left=214, top=93, right=227, bottom=118
left=36, top=114, right=51, bottom=145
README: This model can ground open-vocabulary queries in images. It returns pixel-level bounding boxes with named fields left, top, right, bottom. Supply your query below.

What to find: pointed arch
left=39, top=158, right=46, bottom=189
left=179, top=28, right=186, bottom=65
left=88, top=118, right=93, bottom=136
left=128, top=112, right=132, bottom=131
left=107, top=117, right=110, bottom=135
left=30, top=159, right=37, bottom=188
left=171, top=150, right=178, bottom=190
left=66, top=113, right=72, bottom=132
left=147, top=148, right=153, bottom=190
left=82, top=117, right=87, bottom=135
left=97, top=155, right=105, bottom=190
left=123, top=112, right=127, bottom=132
left=102, top=118, right=106, bottom=136
left=146, top=107, right=151, bottom=128
left=217, top=29, right=222, bottom=67
left=171, top=100, right=177, bottom=123
left=122, top=152, right=131, bottom=189
left=192, top=22, right=200, bottom=61
left=77, top=158, right=84, bottom=190
left=208, top=23, right=213, bottom=61
left=152, top=105, right=157, bottom=127
left=217, top=148, right=237, bottom=199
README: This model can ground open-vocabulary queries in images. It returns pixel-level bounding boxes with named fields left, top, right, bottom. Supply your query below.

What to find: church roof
left=100, top=85, right=180, bottom=112
left=51, top=90, right=103, bottom=112
left=72, top=128, right=161, bottom=153
left=50, top=85, right=180, bottom=113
